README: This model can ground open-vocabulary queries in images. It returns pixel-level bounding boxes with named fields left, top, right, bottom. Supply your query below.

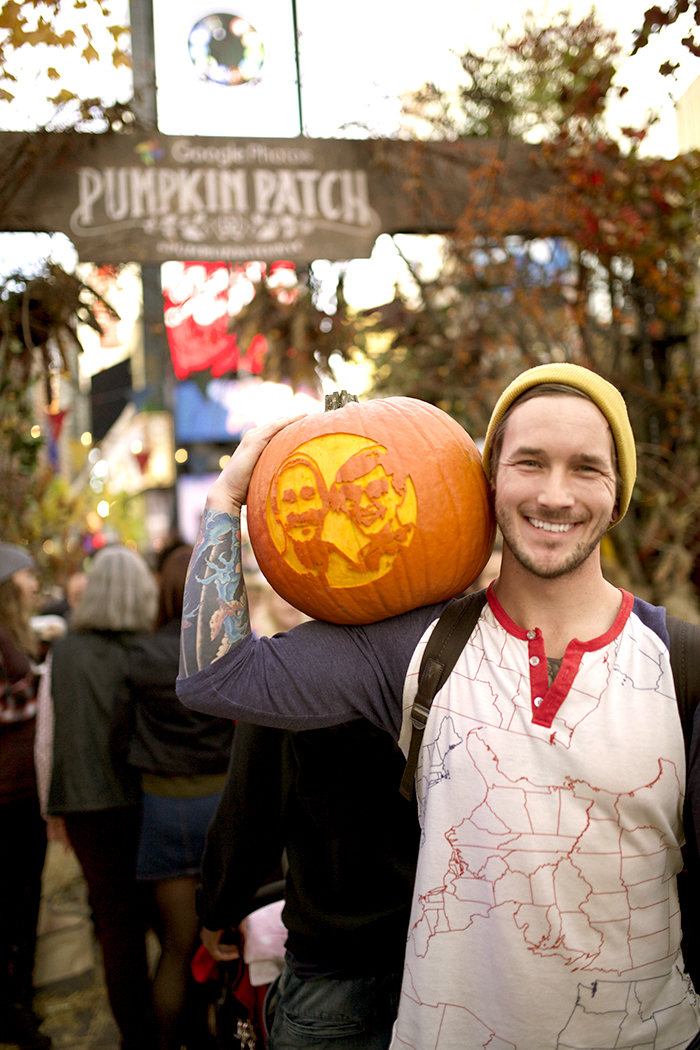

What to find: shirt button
left=527, top=630, right=536, bottom=639
left=534, top=696, right=543, bottom=707
left=530, top=656, right=540, bottom=666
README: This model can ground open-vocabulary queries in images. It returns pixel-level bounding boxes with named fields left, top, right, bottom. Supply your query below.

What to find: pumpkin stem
left=324, top=390, right=359, bottom=411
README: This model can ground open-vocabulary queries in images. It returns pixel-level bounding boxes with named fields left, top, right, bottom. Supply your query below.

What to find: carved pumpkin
left=246, top=396, right=495, bottom=625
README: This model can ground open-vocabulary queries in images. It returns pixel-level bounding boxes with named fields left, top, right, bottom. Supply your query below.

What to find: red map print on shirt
left=412, top=725, right=682, bottom=974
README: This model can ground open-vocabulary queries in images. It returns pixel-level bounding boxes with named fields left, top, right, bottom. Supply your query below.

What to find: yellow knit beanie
left=481, top=363, right=637, bottom=521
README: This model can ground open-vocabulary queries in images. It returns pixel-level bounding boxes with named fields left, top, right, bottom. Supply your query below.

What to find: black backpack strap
left=667, top=615, right=700, bottom=989
left=668, top=616, right=700, bottom=754
left=400, top=590, right=487, bottom=800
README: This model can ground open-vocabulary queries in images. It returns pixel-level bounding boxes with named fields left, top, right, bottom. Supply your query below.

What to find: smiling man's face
left=493, top=394, right=617, bottom=580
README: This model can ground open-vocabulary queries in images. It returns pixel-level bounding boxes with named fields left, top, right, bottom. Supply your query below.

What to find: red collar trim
left=485, top=583, right=633, bottom=651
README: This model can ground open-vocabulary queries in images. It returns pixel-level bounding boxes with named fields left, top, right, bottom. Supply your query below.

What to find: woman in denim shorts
left=125, top=545, right=234, bottom=1050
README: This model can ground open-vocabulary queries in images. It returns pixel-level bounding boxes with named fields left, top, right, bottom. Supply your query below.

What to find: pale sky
left=295, top=0, right=700, bottom=157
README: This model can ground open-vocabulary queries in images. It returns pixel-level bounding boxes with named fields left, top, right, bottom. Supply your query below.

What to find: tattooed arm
left=179, top=415, right=304, bottom=678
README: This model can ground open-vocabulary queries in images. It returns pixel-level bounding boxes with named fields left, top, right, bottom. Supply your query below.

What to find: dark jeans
left=0, top=796, right=46, bottom=1009
left=262, top=969, right=700, bottom=1050
left=264, top=964, right=402, bottom=1050
left=64, top=805, right=153, bottom=1050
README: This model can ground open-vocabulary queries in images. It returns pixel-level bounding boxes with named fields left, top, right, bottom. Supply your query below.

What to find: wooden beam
left=0, top=130, right=557, bottom=263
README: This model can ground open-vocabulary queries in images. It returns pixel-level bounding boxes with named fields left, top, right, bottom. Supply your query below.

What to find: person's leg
left=64, top=807, right=153, bottom=1050
left=265, top=964, right=402, bottom=1050
left=0, top=797, right=47, bottom=1002
left=0, top=796, right=50, bottom=1050
left=151, top=875, right=202, bottom=1050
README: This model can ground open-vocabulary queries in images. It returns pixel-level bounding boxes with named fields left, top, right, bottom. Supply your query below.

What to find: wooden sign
left=0, top=130, right=556, bottom=264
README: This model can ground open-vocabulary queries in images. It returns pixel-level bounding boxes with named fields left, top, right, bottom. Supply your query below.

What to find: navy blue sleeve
left=632, top=595, right=670, bottom=649
left=176, top=602, right=446, bottom=740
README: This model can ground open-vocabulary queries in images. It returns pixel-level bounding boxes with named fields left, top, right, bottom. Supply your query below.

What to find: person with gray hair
left=46, top=545, right=158, bottom=1050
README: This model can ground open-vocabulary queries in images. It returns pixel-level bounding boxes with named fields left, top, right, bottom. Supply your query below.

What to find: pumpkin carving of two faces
left=268, top=436, right=415, bottom=585
left=247, top=397, right=495, bottom=625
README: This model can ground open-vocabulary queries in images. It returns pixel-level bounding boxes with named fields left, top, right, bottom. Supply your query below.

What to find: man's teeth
left=528, top=518, right=575, bottom=533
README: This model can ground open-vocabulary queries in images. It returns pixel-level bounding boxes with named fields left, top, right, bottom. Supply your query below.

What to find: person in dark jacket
left=199, top=718, right=420, bottom=1050
left=0, top=543, right=51, bottom=1050
left=125, top=545, right=234, bottom=1050
left=47, top=545, right=158, bottom=1050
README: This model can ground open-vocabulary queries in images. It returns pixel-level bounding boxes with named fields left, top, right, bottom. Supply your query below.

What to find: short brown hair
left=0, top=576, right=37, bottom=656
left=156, top=545, right=193, bottom=627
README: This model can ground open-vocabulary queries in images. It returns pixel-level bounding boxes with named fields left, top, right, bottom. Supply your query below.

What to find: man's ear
left=610, top=505, right=619, bottom=525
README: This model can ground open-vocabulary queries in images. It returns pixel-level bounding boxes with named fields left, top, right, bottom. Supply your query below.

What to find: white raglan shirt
left=394, top=589, right=700, bottom=1050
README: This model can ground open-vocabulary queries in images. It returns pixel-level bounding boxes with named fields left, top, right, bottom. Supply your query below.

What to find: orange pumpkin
left=247, top=396, right=495, bottom=625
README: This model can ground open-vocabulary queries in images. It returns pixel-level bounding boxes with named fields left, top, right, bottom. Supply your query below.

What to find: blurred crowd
left=0, top=537, right=310, bottom=1050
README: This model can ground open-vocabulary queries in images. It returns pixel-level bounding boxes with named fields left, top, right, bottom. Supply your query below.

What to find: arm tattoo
left=179, top=508, right=250, bottom=678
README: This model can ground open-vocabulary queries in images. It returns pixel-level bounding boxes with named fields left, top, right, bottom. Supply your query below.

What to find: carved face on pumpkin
left=271, top=454, right=328, bottom=544
left=330, top=446, right=407, bottom=537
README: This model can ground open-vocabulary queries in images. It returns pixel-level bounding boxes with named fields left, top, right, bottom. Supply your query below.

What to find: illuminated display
left=188, top=13, right=265, bottom=86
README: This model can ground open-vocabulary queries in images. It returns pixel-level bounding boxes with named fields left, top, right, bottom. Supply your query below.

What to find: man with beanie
left=177, top=364, right=700, bottom=1050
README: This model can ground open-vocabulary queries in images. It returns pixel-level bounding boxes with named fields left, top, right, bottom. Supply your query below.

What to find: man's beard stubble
left=494, top=498, right=609, bottom=581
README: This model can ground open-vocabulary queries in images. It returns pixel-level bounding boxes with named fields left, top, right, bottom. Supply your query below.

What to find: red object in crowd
left=46, top=409, right=69, bottom=441
left=134, top=450, right=150, bottom=474
left=191, top=943, right=268, bottom=1046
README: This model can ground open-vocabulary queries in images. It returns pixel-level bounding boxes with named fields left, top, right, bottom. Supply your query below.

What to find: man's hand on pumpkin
left=206, top=413, right=306, bottom=513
